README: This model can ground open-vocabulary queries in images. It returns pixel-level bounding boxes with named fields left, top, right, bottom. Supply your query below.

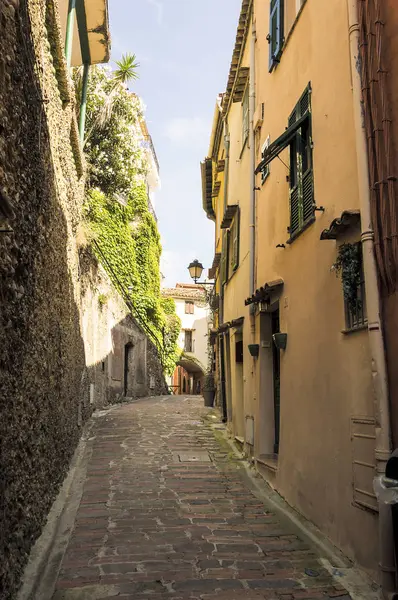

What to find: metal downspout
left=220, top=118, right=230, bottom=326
left=79, top=63, right=90, bottom=145
left=65, top=0, right=76, bottom=68
left=249, top=17, right=256, bottom=314
left=346, top=0, right=394, bottom=596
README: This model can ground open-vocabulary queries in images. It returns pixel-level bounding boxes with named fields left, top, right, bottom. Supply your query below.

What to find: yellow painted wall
left=206, top=0, right=380, bottom=578
left=252, top=0, right=378, bottom=575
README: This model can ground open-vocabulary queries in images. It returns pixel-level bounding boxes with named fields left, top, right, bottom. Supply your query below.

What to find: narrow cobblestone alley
left=48, top=397, right=352, bottom=600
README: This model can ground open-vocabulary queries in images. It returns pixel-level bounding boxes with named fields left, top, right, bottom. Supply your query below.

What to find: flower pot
left=248, top=343, right=260, bottom=358
left=273, top=333, right=287, bottom=350
left=203, top=389, right=215, bottom=407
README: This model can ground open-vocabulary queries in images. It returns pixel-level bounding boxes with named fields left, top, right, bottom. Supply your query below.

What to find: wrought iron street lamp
left=187, top=259, right=215, bottom=286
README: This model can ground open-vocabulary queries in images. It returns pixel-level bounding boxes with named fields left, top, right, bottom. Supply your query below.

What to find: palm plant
left=75, top=53, right=140, bottom=146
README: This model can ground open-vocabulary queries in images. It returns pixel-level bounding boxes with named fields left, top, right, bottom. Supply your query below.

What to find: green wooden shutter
left=220, top=230, right=229, bottom=284
left=232, top=210, right=240, bottom=271
left=269, top=0, right=284, bottom=72
left=288, top=84, right=314, bottom=238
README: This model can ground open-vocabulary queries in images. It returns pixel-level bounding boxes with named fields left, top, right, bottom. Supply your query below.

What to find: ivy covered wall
left=79, top=64, right=180, bottom=375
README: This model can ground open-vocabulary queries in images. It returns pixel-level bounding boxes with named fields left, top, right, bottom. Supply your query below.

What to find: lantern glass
left=188, top=259, right=204, bottom=282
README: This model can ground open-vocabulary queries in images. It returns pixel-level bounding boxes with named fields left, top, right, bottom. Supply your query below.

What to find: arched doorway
left=173, top=355, right=205, bottom=395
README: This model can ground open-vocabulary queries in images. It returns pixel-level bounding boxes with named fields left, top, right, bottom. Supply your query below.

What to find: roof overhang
left=59, top=0, right=110, bottom=66
left=222, top=0, right=252, bottom=115
left=320, top=210, right=361, bottom=240
left=221, top=204, right=238, bottom=229
left=208, top=252, right=221, bottom=279
left=245, top=279, right=284, bottom=306
left=201, top=158, right=216, bottom=221
left=233, top=67, right=249, bottom=102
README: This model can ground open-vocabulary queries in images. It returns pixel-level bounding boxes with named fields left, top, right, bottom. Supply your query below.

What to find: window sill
left=286, top=215, right=315, bottom=244
left=342, top=324, right=368, bottom=335
left=256, top=454, right=279, bottom=473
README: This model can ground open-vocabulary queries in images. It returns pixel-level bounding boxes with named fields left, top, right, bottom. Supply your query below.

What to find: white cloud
left=163, top=117, right=209, bottom=150
left=146, top=0, right=164, bottom=25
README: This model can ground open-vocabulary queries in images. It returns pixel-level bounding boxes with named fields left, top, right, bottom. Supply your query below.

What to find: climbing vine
left=332, top=243, right=362, bottom=314
left=76, top=64, right=180, bottom=374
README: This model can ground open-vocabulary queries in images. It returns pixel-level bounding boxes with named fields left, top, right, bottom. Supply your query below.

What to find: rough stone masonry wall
left=0, top=1, right=89, bottom=598
left=0, top=3, right=168, bottom=597
left=80, top=251, right=169, bottom=406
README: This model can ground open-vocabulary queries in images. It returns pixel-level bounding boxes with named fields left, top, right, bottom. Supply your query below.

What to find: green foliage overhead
left=77, top=63, right=180, bottom=375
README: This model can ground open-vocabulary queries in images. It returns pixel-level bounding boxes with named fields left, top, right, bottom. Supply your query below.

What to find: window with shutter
left=229, top=210, right=240, bottom=273
left=242, top=85, right=249, bottom=146
left=288, top=84, right=314, bottom=241
left=220, top=230, right=229, bottom=284
left=185, top=301, right=194, bottom=314
left=261, top=136, right=271, bottom=184
left=184, top=330, right=193, bottom=353
left=269, top=0, right=284, bottom=72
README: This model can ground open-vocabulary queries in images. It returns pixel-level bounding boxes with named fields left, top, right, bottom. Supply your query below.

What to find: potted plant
left=203, top=372, right=215, bottom=407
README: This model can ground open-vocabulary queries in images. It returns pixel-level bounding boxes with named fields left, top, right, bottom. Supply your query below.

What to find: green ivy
left=77, top=64, right=180, bottom=375
left=85, top=185, right=180, bottom=374
left=333, top=243, right=362, bottom=314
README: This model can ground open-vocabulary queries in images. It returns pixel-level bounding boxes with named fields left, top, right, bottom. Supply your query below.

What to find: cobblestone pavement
left=52, top=396, right=352, bottom=600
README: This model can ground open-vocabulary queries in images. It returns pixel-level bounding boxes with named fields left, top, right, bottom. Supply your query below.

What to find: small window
left=235, top=340, right=244, bottom=363
left=269, top=0, right=284, bottom=72
left=261, top=136, right=271, bottom=184
left=185, top=301, right=194, bottom=314
left=229, top=210, right=240, bottom=274
left=184, top=330, right=193, bottom=353
left=242, top=85, right=249, bottom=146
left=344, top=245, right=368, bottom=331
left=220, top=230, right=229, bottom=285
left=288, top=84, right=314, bottom=241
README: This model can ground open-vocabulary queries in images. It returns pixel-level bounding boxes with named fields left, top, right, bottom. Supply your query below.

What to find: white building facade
left=162, top=284, right=211, bottom=394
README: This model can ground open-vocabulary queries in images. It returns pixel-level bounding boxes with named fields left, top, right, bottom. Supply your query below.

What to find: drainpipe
left=79, top=62, right=90, bottom=145
left=346, top=0, right=394, bottom=595
left=65, top=0, right=76, bottom=68
left=249, top=17, right=256, bottom=315
left=220, top=117, right=230, bottom=326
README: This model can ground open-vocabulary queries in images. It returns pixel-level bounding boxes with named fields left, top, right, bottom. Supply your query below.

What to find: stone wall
left=80, top=249, right=168, bottom=405
left=0, top=2, right=167, bottom=598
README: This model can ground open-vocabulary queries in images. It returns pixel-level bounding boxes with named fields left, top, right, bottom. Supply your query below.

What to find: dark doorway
left=272, top=309, right=281, bottom=454
left=124, top=343, right=133, bottom=396
left=219, top=335, right=228, bottom=422
left=183, top=377, right=186, bottom=393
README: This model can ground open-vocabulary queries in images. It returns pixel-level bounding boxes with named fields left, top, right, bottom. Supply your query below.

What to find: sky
left=108, top=0, right=242, bottom=287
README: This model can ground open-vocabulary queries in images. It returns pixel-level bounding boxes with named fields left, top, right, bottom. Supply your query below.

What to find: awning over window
left=255, top=112, right=309, bottom=175
left=218, top=317, right=244, bottom=333
left=201, top=158, right=216, bottom=221
left=245, top=279, right=284, bottom=306
left=221, top=204, right=238, bottom=229
left=320, top=210, right=361, bottom=240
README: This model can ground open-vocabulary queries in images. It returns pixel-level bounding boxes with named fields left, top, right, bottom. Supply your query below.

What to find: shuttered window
left=229, top=210, right=240, bottom=273
left=185, top=301, right=194, bottom=314
left=269, top=0, right=284, bottom=72
left=288, top=85, right=314, bottom=240
left=242, top=85, right=249, bottom=146
left=220, top=230, right=229, bottom=284
left=261, top=136, right=271, bottom=183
